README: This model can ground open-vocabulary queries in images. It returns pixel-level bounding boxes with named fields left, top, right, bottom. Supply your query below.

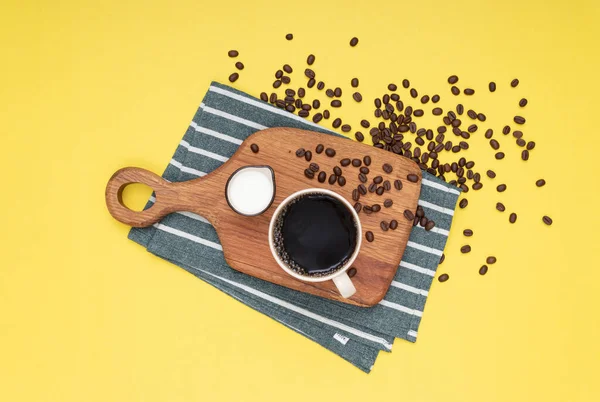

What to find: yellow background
left=1, top=0, right=599, bottom=401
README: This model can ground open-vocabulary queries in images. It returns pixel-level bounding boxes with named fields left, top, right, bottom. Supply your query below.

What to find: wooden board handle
left=105, top=167, right=201, bottom=228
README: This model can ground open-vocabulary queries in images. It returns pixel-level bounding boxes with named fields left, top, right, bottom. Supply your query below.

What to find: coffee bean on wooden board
left=358, top=184, right=367, bottom=195
left=360, top=167, right=369, bottom=174
left=304, top=169, right=314, bottom=179
left=479, top=265, right=488, bottom=275
left=304, top=151, right=312, bottom=161
left=250, top=143, right=259, bottom=153
left=373, top=175, right=383, bottom=184
left=352, top=189, right=359, bottom=201
left=407, top=173, right=419, bottom=183
left=353, top=202, right=361, bottom=213
left=438, top=273, right=449, bottom=282
left=333, top=166, right=342, bottom=176
left=461, top=245, right=471, bottom=253
left=365, top=231, right=374, bottom=242
left=328, top=174, right=337, bottom=185
left=389, top=220, right=398, bottom=230
left=309, top=163, right=319, bottom=172
left=368, top=182, right=377, bottom=193
left=295, top=148, right=306, bottom=157
left=509, top=212, right=517, bottom=223
left=382, top=163, right=393, bottom=173
left=448, top=75, right=459, bottom=84
left=403, top=209, right=415, bottom=220
left=318, top=171, right=326, bottom=183
left=384, top=199, right=393, bottom=208
left=383, top=180, right=391, bottom=191
left=543, top=216, right=553, bottom=225
left=347, top=267, right=357, bottom=277
left=363, top=205, right=372, bottom=214
left=325, top=148, right=336, bottom=157
left=358, top=173, right=367, bottom=183
left=376, top=186, right=384, bottom=195
left=352, top=158, right=362, bottom=167
left=315, top=144, right=324, bottom=154
left=536, top=179, right=546, bottom=187
left=496, top=202, right=506, bottom=212
left=459, top=198, right=468, bottom=209
left=380, top=221, right=389, bottom=231
left=394, top=179, right=403, bottom=190
left=371, top=204, right=381, bottom=212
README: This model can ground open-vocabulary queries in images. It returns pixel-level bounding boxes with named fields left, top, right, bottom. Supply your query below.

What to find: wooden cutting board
left=106, top=128, right=422, bottom=306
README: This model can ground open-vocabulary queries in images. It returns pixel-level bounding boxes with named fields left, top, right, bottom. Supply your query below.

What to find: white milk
left=226, top=166, right=275, bottom=216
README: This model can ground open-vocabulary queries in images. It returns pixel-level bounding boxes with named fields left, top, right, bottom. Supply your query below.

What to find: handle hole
left=120, top=183, right=154, bottom=212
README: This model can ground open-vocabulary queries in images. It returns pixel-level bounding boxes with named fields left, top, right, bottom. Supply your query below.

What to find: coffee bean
left=331, top=100, right=342, bottom=108
left=495, top=152, right=505, bottom=160
left=365, top=231, right=374, bottom=242
left=275, top=70, right=283, bottom=79
left=513, top=130, right=523, bottom=139
left=521, top=149, right=530, bottom=160
left=249, top=143, right=259, bottom=154
left=472, top=182, right=482, bottom=190
left=303, top=151, right=312, bottom=161
left=420, top=216, right=428, bottom=227
left=317, top=81, right=325, bottom=90
left=333, top=166, right=342, bottom=176
left=368, top=182, right=377, bottom=193
left=461, top=229, right=473, bottom=237
left=373, top=175, right=383, bottom=184
left=363, top=156, right=371, bottom=166
left=286, top=33, right=293, bottom=40
left=485, top=170, right=496, bottom=179
left=260, top=92, right=268, bottom=102
left=438, top=273, right=449, bottom=282
left=334, top=87, right=342, bottom=97
left=516, top=138, right=526, bottom=147
left=527, top=141, right=535, bottom=150
left=391, top=94, right=400, bottom=101
left=452, top=119, right=462, bottom=128
left=514, top=116, right=526, bottom=124
left=375, top=186, right=384, bottom=196
left=325, top=148, right=336, bottom=157
left=285, top=104, right=295, bottom=113
left=339, top=158, right=351, bottom=167
left=298, top=110, right=309, bottom=117
left=347, top=159, right=360, bottom=168
left=490, top=139, right=500, bottom=150
left=432, top=107, right=443, bottom=116
left=448, top=75, right=459, bottom=84
left=461, top=245, right=471, bottom=253
left=350, top=37, right=359, bottom=46
left=509, top=212, right=517, bottom=223
left=269, top=93, right=277, bottom=104
left=497, top=184, right=507, bottom=192
left=304, top=68, right=315, bottom=79
left=351, top=78, right=359, bottom=87
left=307, top=54, right=315, bottom=65
left=388, top=219, right=398, bottom=230
left=382, top=163, right=393, bottom=173
left=496, top=202, right=506, bottom=212
left=414, top=109, right=424, bottom=117
left=381, top=199, right=392, bottom=208
left=468, top=124, right=478, bottom=133
left=282, top=76, right=291, bottom=84
left=359, top=167, right=369, bottom=175
left=273, top=80, right=282, bottom=88
left=485, top=256, right=496, bottom=265
left=354, top=132, right=364, bottom=142
left=328, top=174, right=337, bottom=185
left=357, top=172, right=367, bottom=183
left=228, top=50, right=239, bottom=57
left=358, top=184, right=367, bottom=195
left=341, top=124, right=351, bottom=132
left=439, top=254, right=445, bottom=264
left=383, top=180, right=391, bottom=191
left=543, top=216, right=553, bottom=225
left=309, top=163, right=320, bottom=172
left=464, top=88, right=475, bottom=95
left=511, top=78, right=519, bottom=87
left=352, top=92, right=363, bottom=102
left=378, top=221, right=389, bottom=232
left=536, top=179, right=546, bottom=187
left=351, top=189, right=359, bottom=202
left=363, top=205, right=372, bottom=214
left=229, top=73, right=239, bottom=82
left=332, top=118, right=342, bottom=128
left=295, top=148, right=306, bottom=157
left=403, top=209, right=415, bottom=220
left=432, top=94, right=440, bottom=103
left=479, top=265, right=488, bottom=275
left=410, top=88, right=418, bottom=98
left=304, top=168, right=314, bottom=179
left=313, top=113, right=323, bottom=123
left=347, top=267, right=357, bottom=277
left=459, top=198, right=468, bottom=209
left=392, top=179, right=403, bottom=191
left=317, top=171, right=326, bottom=183
left=477, top=113, right=486, bottom=122
left=518, top=98, right=528, bottom=107
left=282, top=64, right=293, bottom=74
left=371, top=204, right=381, bottom=212
left=489, top=81, right=496, bottom=92
left=275, top=99, right=285, bottom=108
left=451, top=86, right=460, bottom=95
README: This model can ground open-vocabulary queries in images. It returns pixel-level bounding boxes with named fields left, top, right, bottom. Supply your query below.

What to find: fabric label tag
left=333, top=333, right=349, bottom=345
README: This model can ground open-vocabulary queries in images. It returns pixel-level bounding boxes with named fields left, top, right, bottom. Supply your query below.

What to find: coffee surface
left=279, top=194, right=357, bottom=275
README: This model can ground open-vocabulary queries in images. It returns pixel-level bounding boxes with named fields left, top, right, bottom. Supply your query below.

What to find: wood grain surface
left=106, top=128, right=422, bottom=306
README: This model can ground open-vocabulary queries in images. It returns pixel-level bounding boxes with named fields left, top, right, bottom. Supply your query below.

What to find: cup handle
left=332, top=272, right=356, bottom=298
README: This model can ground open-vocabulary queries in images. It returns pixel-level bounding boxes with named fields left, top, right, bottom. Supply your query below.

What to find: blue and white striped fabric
left=129, top=82, right=460, bottom=372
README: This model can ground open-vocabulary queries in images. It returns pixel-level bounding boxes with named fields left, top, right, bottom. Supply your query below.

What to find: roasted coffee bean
left=304, top=68, right=315, bottom=79
left=275, top=99, right=285, bottom=108
left=448, top=75, right=459, bottom=84
left=340, top=158, right=351, bottom=167
left=307, top=54, right=315, bottom=65
left=363, top=205, right=372, bottom=214
left=351, top=77, right=359, bottom=87
left=371, top=204, right=381, bottom=212
left=325, top=148, right=336, bottom=157
left=461, top=245, right=471, bottom=253
left=358, top=120, right=369, bottom=129
left=403, top=209, right=415, bottom=220
left=522, top=149, right=530, bottom=160
left=382, top=199, right=393, bottom=208
left=543, top=215, right=553, bottom=225
left=536, top=179, right=546, bottom=187
left=298, top=110, right=309, bottom=118
left=332, top=118, right=342, bottom=128
left=527, top=141, right=536, bottom=150
left=312, top=113, right=323, bottom=123
left=451, top=86, right=460, bottom=95
left=468, top=124, right=478, bottom=133
left=328, top=174, right=337, bottom=185
left=317, top=81, right=325, bottom=90
left=375, top=186, right=384, bottom=195
left=465, top=161, right=475, bottom=168
left=390, top=179, right=402, bottom=191
left=285, top=33, right=293, bottom=40
left=373, top=175, right=383, bottom=184
left=459, top=141, right=469, bottom=149
left=487, top=170, right=496, bottom=178
left=260, top=92, right=268, bottom=102
left=489, top=81, right=496, bottom=92
left=361, top=156, right=371, bottom=167
left=438, top=273, right=449, bottom=282
left=249, top=143, right=259, bottom=153
left=459, top=198, right=468, bottom=209
left=297, top=100, right=304, bottom=109
left=352, top=189, right=359, bottom=201
left=451, top=119, right=461, bottom=128
left=359, top=167, right=369, bottom=174
left=420, top=216, right=428, bottom=227
left=282, top=64, right=292, bottom=74
left=229, top=73, right=239, bottom=82
left=405, top=105, right=413, bottom=116
left=514, top=116, right=526, bottom=124
left=517, top=138, right=526, bottom=147
left=496, top=202, right=506, bottom=212
left=437, top=126, right=447, bottom=134
left=334, top=87, right=342, bottom=97
left=315, top=144, right=324, bottom=154
left=273, top=80, right=282, bottom=88
left=490, top=139, right=500, bottom=150
left=309, top=162, right=320, bottom=172
left=497, top=184, right=507, bottom=192
left=462, top=229, right=474, bottom=237
left=341, top=124, right=351, bottom=132
left=466, top=110, right=477, bottom=120
left=307, top=78, right=316, bottom=87
left=410, top=88, right=418, bottom=98
left=388, top=83, right=398, bottom=91
left=355, top=131, right=364, bottom=142
left=479, top=265, right=488, bottom=275
left=337, top=176, right=347, bottom=186
left=358, top=183, right=367, bottom=194
left=511, top=78, right=519, bottom=87
left=486, top=256, right=497, bottom=264
left=382, top=163, right=393, bottom=173
left=281, top=76, right=291, bottom=84
left=285, top=88, right=295, bottom=97
left=269, top=93, right=277, bottom=104
left=509, top=212, right=517, bottom=223
left=365, top=231, right=374, bottom=242
left=406, top=173, right=418, bottom=183
left=472, top=182, right=483, bottom=190
left=425, top=220, right=436, bottom=231
left=304, top=168, right=314, bottom=179
left=331, top=100, right=342, bottom=108
left=333, top=166, right=342, bottom=176
left=414, top=109, right=424, bottom=117
left=275, top=70, right=284, bottom=79
left=358, top=173, right=368, bottom=183
left=388, top=219, right=398, bottom=230
left=477, top=113, right=486, bottom=122
left=368, top=182, right=377, bottom=193
left=228, top=50, right=239, bottom=57
left=513, top=130, right=523, bottom=139
left=347, top=267, right=357, bottom=277
left=464, top=88, right=475, bottom=95
left=428, top=94, right=439, bottom=104
left=349, top=158, right=360, bottom=167
left=317, top=171, right=326, bottom=183
left=391, top=94, right=400, bottom=102
left=304, top=151, right=312, bottom=161
left=418, top=95, right=429, bottom=104
left=402, top=79, right=410, bottom=88
left=350, top=37, right=359, bottom=46
left=383, top=180, right=391, bottom=191
left=380, top=221, right=389, bottom=231
left=349, top=92, right=362, bottom=103
left=432, top=107, right=443, bottom=115
left=296, top=148, right=306, bottom=157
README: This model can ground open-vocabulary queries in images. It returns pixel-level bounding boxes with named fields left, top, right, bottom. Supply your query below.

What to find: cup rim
left=268, top=188, right=362, bottom=283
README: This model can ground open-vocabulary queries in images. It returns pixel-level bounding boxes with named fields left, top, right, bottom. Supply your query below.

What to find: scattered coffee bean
left=487, top=170, right=496, bottom=178
left=365, top=231, right=374, bottom=242
left=394, top=179, right=403, bottom=190
left=296, top=148, right=306, bottom=157
left=486, top=256, right=497, bottom=264
left=312, top=113, right=323, bottom=123
left=376, top=186, right=384, bottom=195
left=451, top=86, right=460, bottom=95
left=448, top=75, right=459, bottom=84
left=328, top=174, right=337, bottom=185
left=358, top=184, right=367, bottom=195
left=304, top=151, right=312, bottom=161
left=331, top=100, right=342, bottom=108
left=351, top=158, right=362, bottom=167
left=473, top=182, right=483, bottom=190
left=477, top=113, right=486, bottom=121
left=490, top=139, right=500, bottom=150
left=317, top=171, right=326, bottom=183
left=341, top=124, right=351, bottom=132
left=360, top=167, right=369, bottom=174
left=347, top=267, right=357, bottom=277
left=363, top=205, right=372, bottom=214
left=382, top=163, right=393, bottom=173
left=383, top=199, right=393, bottom=208
left=317, top=81, right=325, bottom=90
left=228, top=50, right=239, bottom=57
left=389, top=220, right=398, bottom=230
left=420, top=216, right=428, bottom=227
left=309, top=163, right=320, bottom=172
left=355, top=132, right=364, bottom=142
left=467, top=110, right=477, bottom=119
left=438, top=273, right=449, bottom=282
left=509, top=212, right=517, bottom=223
left=315, top=144, right=324, bottom=154
left=325, top=148, right=336, bottom=157
left=358, top=173, right=367, bottom=183
left=521, top=150, right=529, bottom=160
left=282, top=64, right=292, bottom=74
left=229, top=73, right=239, bottom=82
left=273, top=80, right=282, bottom=88
left=461, top=245, right=471, bottom=253
left=420, top=95, right=430, bottom=104
left=351, top=78, right=359, bottom=87
left=352, top=189, right=359, bottom=201
left=373, top=175, right=383, bottom=184
left=527, top=141, right=535, bottom=150
left=404, top=209, right=415, bottom=220
left=514, top=116, right=526, bottom=124
left=333, top=166, right=342, bottom=176
left=432, top=94, right=440, bottom=103
left=383, top=180, right=391, bottom=191
left=340, top=158, right=351, bottom=167
left=380, top=221, right=389, bottom=231
left=234, top=61, right=244, bottom=70
left=542, top=216, right=553, bottom=225
left=513, top=130, right=523, bottom=139
left=479, top=265, right=488, bottom=275
left=495, top=152, right=505, bottom=160
left=250, top=143, right=259, bottom=153
left=410, top=88, right=418, bottom=98
left=463, top=229, right=473, bottom=236
left=350, top=37, right=359, bottom=46
left=368, top=182, right=377, bottom=193
left=387, top=83, right=397, bottom=91
left=439, top=254, right=445, bottom=264
left=402, top=79, right=410, bottom=88
left=425, top=221, right=436, bottom=231
left=353, top=202, right=362, bottom=213
left=407, top=173, right=419, bottom=182
left=332, top=118, right=342, bottom=128
left=468, top=124, right=478, bottom=133
left=516, top=138, right=526, bottom=147
left=285, top=33, right=293, bottom=40
left=307, top=54, right=315, bottom=65
left=304, top=169, right=314, bottom=179
left=464, top=88, right=475, bottom=95
left=282, top=76, right=291, bottom=84
left=511, top=78, right=519, bottom=87
left=496, top=202, right=506, bottom=212
left=489, top=81, right=496, bottom=92
left=371, top=204, right=381, bottom=212
left=519, top=98, right=528, bottom=107
left=536, top=179, right=546, bottom=187
left=459, top=198, right=468, bottom=209
left=497, top=184, right=507, bottom=192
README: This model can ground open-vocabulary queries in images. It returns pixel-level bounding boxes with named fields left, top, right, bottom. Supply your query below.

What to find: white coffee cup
left=268, top=188, right=361, bottom=298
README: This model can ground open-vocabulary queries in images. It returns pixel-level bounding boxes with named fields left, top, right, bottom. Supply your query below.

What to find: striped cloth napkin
left=129, top=82, right=461, bottom=372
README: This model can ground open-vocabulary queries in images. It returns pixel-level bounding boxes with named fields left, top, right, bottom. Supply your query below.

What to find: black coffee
left=273, top=193, right=357, bottom=277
